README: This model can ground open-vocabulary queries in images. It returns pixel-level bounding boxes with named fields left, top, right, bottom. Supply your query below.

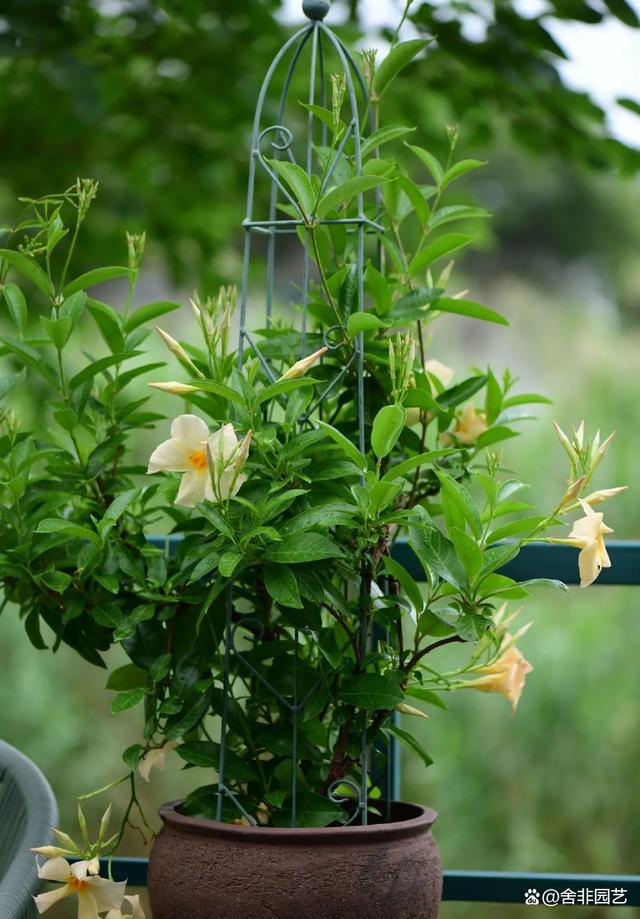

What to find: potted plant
left=1, top=19, right=625, bottom=919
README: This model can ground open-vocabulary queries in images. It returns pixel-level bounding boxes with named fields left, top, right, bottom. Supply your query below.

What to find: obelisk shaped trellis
left=216, top=0, right=390, bottom=828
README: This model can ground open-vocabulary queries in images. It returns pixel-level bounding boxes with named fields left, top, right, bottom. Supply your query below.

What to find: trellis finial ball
left=302, top=0, right=330, bottom=20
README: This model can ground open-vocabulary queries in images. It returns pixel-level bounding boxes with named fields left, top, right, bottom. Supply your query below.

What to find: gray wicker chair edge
left=0, top=739, right=58, bottom=919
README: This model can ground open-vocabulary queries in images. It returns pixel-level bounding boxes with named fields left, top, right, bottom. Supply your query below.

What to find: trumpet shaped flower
left=138, top=740, right=179, bottom=783
left=147, top=415, right=250, bottom=507
left=424, top=358, right=454, bottom=394
left=440, top=403, right=487, bottom=446
left=464, top=636, right=533, bottom=712
left=568, top=499, right=613, bottom=587
left=33, top=858, right=125, bottom=919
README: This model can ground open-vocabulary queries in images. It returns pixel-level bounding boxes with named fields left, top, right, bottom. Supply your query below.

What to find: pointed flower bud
left=149, top=381, right=199, bottom=395
left=279, top=346, right=327, bottom=381
left=395, top=702, right=428, bottom=719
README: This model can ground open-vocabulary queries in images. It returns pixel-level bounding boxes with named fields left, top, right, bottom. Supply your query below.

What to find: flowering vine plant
left=0, top=40, right=626, bottom=919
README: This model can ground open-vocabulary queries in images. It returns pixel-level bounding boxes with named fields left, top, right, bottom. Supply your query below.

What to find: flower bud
left=279, top=346, right=327, bottom=381
left=149, top=381, right=199, bottom=395
left=155, top=326, right=204, bottom=378
left=395, top=702, right=428, bottom=719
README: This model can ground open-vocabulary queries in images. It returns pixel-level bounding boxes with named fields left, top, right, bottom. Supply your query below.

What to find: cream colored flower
left=568, top=499, right=613, bottom=587
left=106, top=894, right=147, bottom=919
left=279, top=346, right=327, bottom=380
left=147, top=414, right=213, bottom=507
left=424, top=358, right=454, bottom=394
left=33, top=857, right=125, bottom=918
left=147, top=416, right=251, bottom=507
left=138, top=740, right=179, bottom=783
left=464, top=636, right=533, bottom=712
left=440, top=403, right=487, bottom=446
left=149, top=381, right=199, bottom=395
left=207, top=423, right=252, bottom=503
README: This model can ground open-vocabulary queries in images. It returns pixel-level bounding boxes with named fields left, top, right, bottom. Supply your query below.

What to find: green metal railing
left=112, top=539, right=640, bottom=907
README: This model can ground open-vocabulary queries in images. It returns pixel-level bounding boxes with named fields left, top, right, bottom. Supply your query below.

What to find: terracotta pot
left=148, top=799, right=442, bottom=919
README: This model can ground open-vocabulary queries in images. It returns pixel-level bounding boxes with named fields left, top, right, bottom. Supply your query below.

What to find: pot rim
left=158, top=799, right=437, bottom=844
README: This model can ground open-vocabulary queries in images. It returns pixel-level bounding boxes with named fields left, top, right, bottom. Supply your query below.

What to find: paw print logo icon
left=524, top=889, right=540, bottom=905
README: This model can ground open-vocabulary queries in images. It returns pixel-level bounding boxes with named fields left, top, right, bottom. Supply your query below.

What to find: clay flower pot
left=148, top=800, right=442, bottom=919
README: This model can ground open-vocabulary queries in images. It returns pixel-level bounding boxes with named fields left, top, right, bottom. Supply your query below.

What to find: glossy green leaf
left=264, top=564, right=303, bottom=609
left=409, top=233, right=472, bottom=276
left=264, top=533, right=343, bottom=564
left=441, top=158, right=487, bottom=188
left=360, top=125, right=416, bottom=160
left=3, top=282, right=28, bottom=332
left=62, top=266, right=130, bottom=298
left=347, top=312, right=388, bottom=337
left=405, top=144, right=444, bottom=185
left=110, top=688, right=145, bottom=714
left=268, top=160, right=315, bottom=217
left=373, top=40, right=430, bottom=97
left=371, top=404, right=406, bottom=459
left=124, top=300, right=181, bottom=332
left=429, top=298, right=509, bottom=326
left=316, top=420, right=367, bottom=471
left=0, top=249, right=53, bottom=296
left=316, top=175, right=389, bottom=219
left=340, top=673, right=403, bottom=709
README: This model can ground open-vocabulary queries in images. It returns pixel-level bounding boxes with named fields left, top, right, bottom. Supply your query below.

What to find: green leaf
left=282, top=502, right=357, bottom=535
left=395, top=174, right=430, bottom=227
left=429, top=298, right=509, bottom=326
left=124, top=300, right=181, bottom=332
left=365, top=264, right=392, bottom=314
left=256, top=377, right=317, bottom=406
left=177, top=741, right=257, bottom=782
left=106, top=664, right=148, bottom=691
left=42, top=314, right=73, bottom=350
left=39, top=570, right=73, bottom=593
left=3, top=283, right=28, bottom=332
left=441, top=159, right=487, bottom=188
left=371, top=404, right=406, bottom=459
left=69, top=352, right=139, bottom=390
left=273, top=792, right=346, bottom=829
left=98, top=489, right=138, bottom=535
left=488, top=516, right=547, bottom=544
left=0, top=336, right=59, bottom=387
left=268, top=160, right=315, bottom=217
left=409, top=233, right=472, bottom=276
left=430, top=205, right=491, bottom=229
left=110, top=687, right=145, bottom=714
left=35, top=518, right=100, bottom=546
left=383, top=556, right=424, bottom=614
left=361, top=125, right=416, bottom=160
left=62, top=266, right=130, bottom=298
left=602, top=0, right=639, bottom=26
left=484, top=370, right=502, bottom=424
left=188, top=379, right=245, bottom=406
left=405, top=144, right=444, bottom=185
left=340, top=673, right=403, bottom=709
left=265, top=533, right=343, bottom=564
left=87, top=299, right=125, bottom=353
left=617, top=96, right=640, bottom=116
left=219, top=551, right=243, bottom=578
left=316, top=176, right=389, bottom=219
left=373, top=39, right=429, bottom=97
left=502, top=392, right=552, bottom=408
left=264, top=564, right=303, bottom=609
left=436, top=470, right=482, bottom=539
left=448, top=527, right=483, bottom=580
left=316, top=420, right=367, bottom=471
left=405, top=686, right=447, bottom=709
left=381, top=448, right=456, bottom=483
left=477, top=426, right=519, bottom=448
left=347, top=312, right=388, bottom=337
left=388, top=723, right=433, bottom=768
left=438, top=375, right=488, bottom=409
left=0, top=249, right=53, bottom=296
left=0, top=367, right=26, bottom=400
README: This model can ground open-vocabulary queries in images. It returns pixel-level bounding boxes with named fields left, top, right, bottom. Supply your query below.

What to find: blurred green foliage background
left=1, top=1, right=639, bottom=917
